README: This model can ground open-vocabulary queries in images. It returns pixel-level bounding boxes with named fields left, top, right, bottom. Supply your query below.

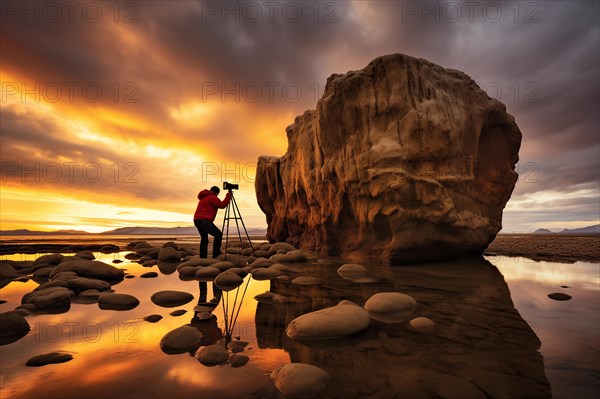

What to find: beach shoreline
left=1, top=234, right=598, bottom=263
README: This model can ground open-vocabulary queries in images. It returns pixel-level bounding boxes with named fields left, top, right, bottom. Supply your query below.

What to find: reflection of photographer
left=193, top=184, right=234, bottom=258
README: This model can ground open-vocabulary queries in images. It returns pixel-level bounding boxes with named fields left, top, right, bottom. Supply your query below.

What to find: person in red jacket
left=193, top=186, right=232, bottom=258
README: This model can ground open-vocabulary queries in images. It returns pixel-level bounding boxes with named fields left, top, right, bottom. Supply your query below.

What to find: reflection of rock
left=26, top=351, right=73, bottom=367
left=271, top=363, right=330, bottom=399
left=0, top=312, right=30, bottom=346
left=256, top=54, right=521, bottom=264
left=255, top=257, right=551, bottom=398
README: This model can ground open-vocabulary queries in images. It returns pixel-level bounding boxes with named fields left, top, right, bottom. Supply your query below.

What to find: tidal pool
left=0, top=249, right=598, bottom=399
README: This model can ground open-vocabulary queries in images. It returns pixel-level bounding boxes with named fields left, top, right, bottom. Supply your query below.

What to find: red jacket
left=193, top=190, right=232, bottom=221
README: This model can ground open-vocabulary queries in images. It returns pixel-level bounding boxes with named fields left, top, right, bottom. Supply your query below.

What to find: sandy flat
left=485, top=234, right=600, bottom=263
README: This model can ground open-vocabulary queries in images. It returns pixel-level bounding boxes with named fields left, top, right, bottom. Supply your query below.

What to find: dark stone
left=26, top=351, right=73, bottom=367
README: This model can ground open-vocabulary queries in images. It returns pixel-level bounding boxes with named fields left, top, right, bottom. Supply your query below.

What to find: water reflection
left=256, top=257, right=552, bottom=398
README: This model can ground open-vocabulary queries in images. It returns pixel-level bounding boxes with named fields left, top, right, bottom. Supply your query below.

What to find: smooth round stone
left=34, top=280, right=68, bottom=291
left=409, top=317, right=435, bottom=333
left=269, top=263, right=294, bottom=273
left=271, top=363, right=330, bottom=399
left=548, top=292, right=572, bottom=301
left=281, top=249, right=306, bottom=263
left=292, top=276, right=324, bottom=286
left=144, top=314, right=163, bottom=323
left=178, top=266, right=199, bottom=277
left=337, top=264, right=373, bottom=282
left=0, top=312, right=31, bottom=345
left=49, top=260, right=124, bottom=282
left=0, top=264, right=17, bottom=279
left=254, top=291, right=289, bottom=304
left=75, top=251, right=95, bottom=260
left=364, top=292, right=417, bottom=323
left=98, top=293, right=140, bottom=311
left=227, top=267, right=248, bottom=278
left=162, top=242, right=178, bottom=249
left=250, top=258, right=273, bottom=268
left=125, top=275, right=135, bottom=279
left=68, top=277, right=111, bottom=293
left=26, top=351, right=73, bottom=367
left=196, top=344, right=229, bottom=366
left=286, top=301, right=370, bottom=340
left=195, top=267, right=221, bottom=281
left=170, top=309, right=187, bottom=316
left=252, top=268, right=282, bottom=281
left=212, top=261, right=236, bottom=271
left=160, top=326, right=203, bottom=354
left=151, top=291, right=194, bottom=307
left=227, top=340, right=248, bottom=353
left=140, top=272, right=158, bottom=278
left=33, top=254, right=64, bottom=265
left=32, top=267, right=55, bottom=278
left=214, top=272, right=243, bottom=291
left=112, top=259, right=123, bottom=264
left=77, top=289, right=102, bottom=301
left=229, top=354, right=249, bottom=367
left=270, top=254, right=288, bottom=263
left=268, top=242, right=297, bottom=254
left=22, top=287, right=74, bottom=310
left=158, top=247, right=181, bottom=262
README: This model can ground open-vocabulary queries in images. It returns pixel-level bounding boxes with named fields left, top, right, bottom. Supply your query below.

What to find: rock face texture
left=256, top=53, right=521, bottom=264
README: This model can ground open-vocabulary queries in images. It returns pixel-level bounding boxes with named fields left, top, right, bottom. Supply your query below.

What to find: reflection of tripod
left=221, top=191, right=255, bottom=261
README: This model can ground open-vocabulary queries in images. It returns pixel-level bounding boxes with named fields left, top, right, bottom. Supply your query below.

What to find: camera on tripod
left=223, top=181, right=239, bottom=191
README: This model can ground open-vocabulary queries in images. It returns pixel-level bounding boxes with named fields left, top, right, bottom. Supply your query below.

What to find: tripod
left=219, top=190, right=255, bottom=343
left=221, top=190, right=256, bottom=260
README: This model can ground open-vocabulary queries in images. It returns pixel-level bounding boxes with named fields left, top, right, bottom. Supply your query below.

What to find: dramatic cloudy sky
left=1, top=0, right=598, bottom=232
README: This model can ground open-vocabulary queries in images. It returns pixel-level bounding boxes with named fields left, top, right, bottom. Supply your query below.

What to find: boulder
left=195, top=267, right=221, bottom=281
left=151, top=291, right=194, bottom=307
left=409, top=317, right=435, bottom=333
left=22, top=287, right=74, bottom=310
left=214, top=271, right=244, bottom=291
left=252, top=268, right=282, bottom=281
left=286, top=301, right=370, bottom=340
left=49, top=260, right=124, bottom=282
left=0, top=264, right=18, bottom=279
left=255, top=53, right=521, bottom=264
left=98, top=293, right=140, bottom=310
left=196, top=344, right=229, bottom=366
left=364, top=292, right=417, bottom=323
left=160, top=326, right=203, bottom=354
left=67, top=277, right=111, bottom=294
left=229, top=354, right=249, bottom=367
left=33, top=254, right=64, bottom=265
left=0, top=312, right=30, bottom=345
left=158, top=247, right=181, bottom=262
left=271, top=363, right=330, bottom=399
left=75, top=251, right=95, bottom=260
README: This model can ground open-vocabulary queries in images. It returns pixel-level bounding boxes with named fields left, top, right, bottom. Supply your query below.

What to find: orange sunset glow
left=1, top=0, right=598, bottom=233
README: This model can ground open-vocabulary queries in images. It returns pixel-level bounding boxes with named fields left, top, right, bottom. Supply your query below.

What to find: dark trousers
left=194, top=219, right=223, bottom=258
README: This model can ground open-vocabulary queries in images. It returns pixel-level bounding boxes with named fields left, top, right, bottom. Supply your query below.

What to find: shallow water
left=0, top=249, right=598, bottom=399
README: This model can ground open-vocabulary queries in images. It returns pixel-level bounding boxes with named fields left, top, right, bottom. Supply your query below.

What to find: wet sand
left=485, top=234, right=600, bottom=263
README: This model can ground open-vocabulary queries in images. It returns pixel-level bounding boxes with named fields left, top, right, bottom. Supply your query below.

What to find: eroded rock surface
left=256, top=53, right=521, bottom=264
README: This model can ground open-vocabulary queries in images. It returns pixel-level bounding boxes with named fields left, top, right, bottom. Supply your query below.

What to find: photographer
left=193, top=185, right=232, bottom=258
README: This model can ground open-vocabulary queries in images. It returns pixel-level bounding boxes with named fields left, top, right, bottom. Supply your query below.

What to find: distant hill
left=0, top=226, right=268, bottom=236
left=532, top=224, right=600, bottom=235
left=0, top=229, right=91, bottom=235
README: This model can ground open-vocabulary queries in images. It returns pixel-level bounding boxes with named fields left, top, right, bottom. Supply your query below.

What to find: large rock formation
left=256, top=53, right=521, bottom=264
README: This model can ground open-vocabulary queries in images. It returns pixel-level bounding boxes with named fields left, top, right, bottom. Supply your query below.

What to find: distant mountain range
left=533, top=224, right=599, bottom=235
left=0, top=226, right=268, bottom=236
